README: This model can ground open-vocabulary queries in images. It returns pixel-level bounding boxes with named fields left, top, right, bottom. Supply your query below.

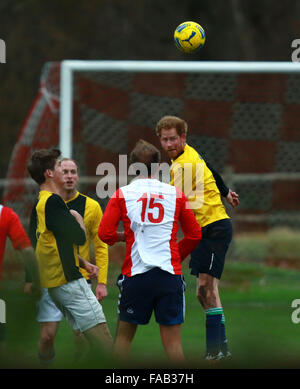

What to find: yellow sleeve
left=170, top=161, right=184, bottom=188
left=92, top=202, right=109, bottom=284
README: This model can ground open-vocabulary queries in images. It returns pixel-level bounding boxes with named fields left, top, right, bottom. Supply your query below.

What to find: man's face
left=52, top=159, right=65, bottom=187
left=61, top=160, right=79, bottom=192
left=159, top=128, right=186, bottom=160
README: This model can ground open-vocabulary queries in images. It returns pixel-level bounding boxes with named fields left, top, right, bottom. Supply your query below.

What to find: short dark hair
left=27, top=148, right=61, bottom=185
left=130, top=139, right=161, bottom=176
left=155, top=115, right=188, bottom=136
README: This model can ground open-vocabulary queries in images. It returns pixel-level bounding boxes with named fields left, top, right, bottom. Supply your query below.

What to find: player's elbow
left=191, top=234, right=202, bottom=249
left=189, top=225, right=202, bottom=242
left=98, top=228, right=115, bottom=246
left=195, top=228, right=202, bottom=242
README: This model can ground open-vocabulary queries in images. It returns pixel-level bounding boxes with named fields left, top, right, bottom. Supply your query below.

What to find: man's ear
left=45, top=169, right=54, bottom=179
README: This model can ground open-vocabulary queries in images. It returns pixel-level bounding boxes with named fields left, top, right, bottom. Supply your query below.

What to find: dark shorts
left=116, top=267, right=186, bottom=326
left=0, top=323, right=6, bottom=342
left=189, top=218, right=233, bottom=280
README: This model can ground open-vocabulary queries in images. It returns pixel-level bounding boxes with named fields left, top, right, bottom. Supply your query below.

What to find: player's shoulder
left=127, top=178, right=175, bottom=194
left=185, top=144, right=204, bottom=162
left=0, top=205, right=25, bottom=229
left=0, top=205, right=18, bottom=220
left=39, top=190, right=61, bottom=203
left=174, top=186, right=188, bottom=200
left=158, top=180, right=177, bottom=194
left=79, top=192, right=101, bottom=210
left=43, top=192, right=67, bottom=213
left=172, top=144, right=201, bottom=167
left=46, top=192, right=64, bottom=205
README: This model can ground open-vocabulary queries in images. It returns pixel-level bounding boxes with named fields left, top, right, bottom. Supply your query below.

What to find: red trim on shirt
left=169, top=188, right=182, bottom=274
left=98, top=189, right=135, bottom=276
left=177, top=190, right=202, bottom=260
left=118, top=192, right=135, bottom=277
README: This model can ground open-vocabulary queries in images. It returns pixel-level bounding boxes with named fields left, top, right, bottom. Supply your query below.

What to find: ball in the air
left=174, top=21, right=206, bottom=53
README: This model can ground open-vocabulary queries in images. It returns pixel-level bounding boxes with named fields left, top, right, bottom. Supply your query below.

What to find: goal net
left=2, top=61, right=300, bottom=233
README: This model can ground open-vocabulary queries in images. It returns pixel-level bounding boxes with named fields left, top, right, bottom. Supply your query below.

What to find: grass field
left=1, top=258, right=300, bottom=370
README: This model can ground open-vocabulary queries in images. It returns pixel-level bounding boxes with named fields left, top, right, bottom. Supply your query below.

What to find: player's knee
left=197, top=285, right=207, bottom=306
left=197, top=283, right=218, bottom=306
left=40, top=330, right=55, bottom=346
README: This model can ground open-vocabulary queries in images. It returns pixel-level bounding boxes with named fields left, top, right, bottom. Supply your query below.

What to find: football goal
left=3, top=60, right=300, bottom=232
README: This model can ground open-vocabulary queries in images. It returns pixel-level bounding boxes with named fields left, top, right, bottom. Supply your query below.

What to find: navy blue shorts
left=189, top=218, right=233, bottom=280
left=116, top=267, right=186, bottom=326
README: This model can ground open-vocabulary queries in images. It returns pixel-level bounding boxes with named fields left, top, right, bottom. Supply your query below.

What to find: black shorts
left=0, top=323, right=6, bottom=342
left=189, top=218, right=233, bottom=280
left=116, top=267, right=186, bottom=326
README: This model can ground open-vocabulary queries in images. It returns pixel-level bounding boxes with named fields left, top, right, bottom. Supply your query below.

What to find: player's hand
left=69, top=209, right=82, bottom=220
left=85, top=262, right=99, bottom=280
left=30, top=283, right=42, bottom=300
left=24, top=282, right=41, bottom=300
left=78, top=255, right=99, bottom=279
left=96, top=283, right=107, bottom=302
left=24, top=282, right=33, bottom=295
left=226, top=189, right=239, bottom=208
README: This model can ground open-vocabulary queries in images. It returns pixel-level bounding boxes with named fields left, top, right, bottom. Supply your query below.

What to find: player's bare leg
left=159, top=324, right=185, bottom=363
left=114, top=319, right=137, bottom=358
left=83, top=322, right=113, bottom=352
left=73, top=329, right=88, bottom=360
left=196, top=273, right=221, bottom=309
left=38, top=321, right=59, bottom=363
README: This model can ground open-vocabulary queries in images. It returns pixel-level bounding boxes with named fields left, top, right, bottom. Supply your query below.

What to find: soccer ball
left=174, top=21, right=206, bottom=54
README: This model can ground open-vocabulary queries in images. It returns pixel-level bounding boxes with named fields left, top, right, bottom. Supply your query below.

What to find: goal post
left=59, top=60, right=300, bottom=158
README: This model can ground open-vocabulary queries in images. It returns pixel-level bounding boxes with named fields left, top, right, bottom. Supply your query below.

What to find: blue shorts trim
left=189, top=218, right=232, bottom=279
left=117, top=267, right=186, bottom=326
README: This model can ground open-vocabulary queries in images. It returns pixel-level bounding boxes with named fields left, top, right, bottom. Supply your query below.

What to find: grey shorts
left=37, top=288, right=64, bottom=322
left=37, top=282, right=92, bottom=322
left=48, top=278, right=106, bottom=332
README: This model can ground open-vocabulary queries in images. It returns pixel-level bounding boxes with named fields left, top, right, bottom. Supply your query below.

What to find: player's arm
left=98, top=189, right=123, bottom=246
left=69, top=209, right=86, bottom=238
left=91, top=203, right=109, bottom=301
left=28, top=202, right=38, bottom=249
left=6, top=208, right=40, bottom=296
left=78, top=254, right=99, bottom=279
left=24, top=204, right=38, bottom=289
left=45, top=194, right=86, bottom=245
left=206, top=162, right=239, bottom=207
left=20, top=247, right=41, bottom=298
left=176, top=189, right=202, bottom=261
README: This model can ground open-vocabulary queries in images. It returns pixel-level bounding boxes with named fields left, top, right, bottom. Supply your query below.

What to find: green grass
left=1, top=260, right=300, bottom=369
left=228, top=228, right=300, bottom=266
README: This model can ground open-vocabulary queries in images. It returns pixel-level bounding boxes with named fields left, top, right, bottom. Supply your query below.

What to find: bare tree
left=230, top=0, right=256, bottom=60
